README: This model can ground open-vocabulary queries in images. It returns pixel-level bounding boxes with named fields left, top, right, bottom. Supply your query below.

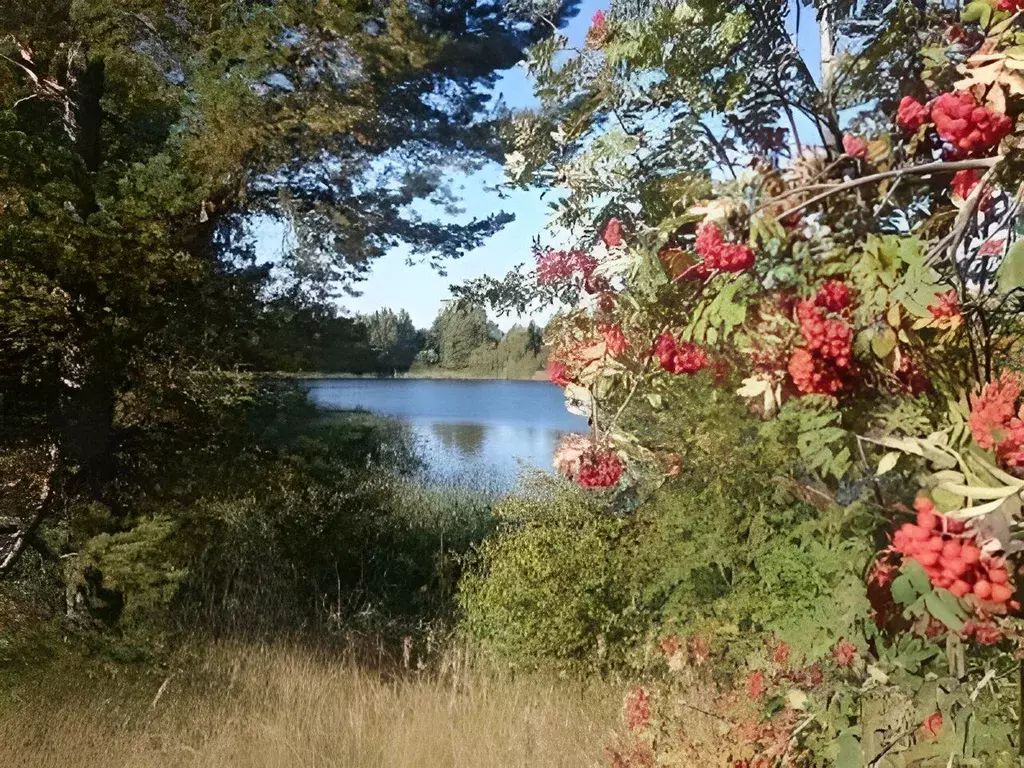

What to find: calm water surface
left=305, top=379, right=588, bottom=490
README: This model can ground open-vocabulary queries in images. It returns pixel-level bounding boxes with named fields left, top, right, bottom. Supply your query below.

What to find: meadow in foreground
left=0, top=642, right=618, bottom=768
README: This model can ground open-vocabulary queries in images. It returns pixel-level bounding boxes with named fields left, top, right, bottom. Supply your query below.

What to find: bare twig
left=773, top=157, right=1004, bottom=221
left=0, top=444, right=59, bottom=577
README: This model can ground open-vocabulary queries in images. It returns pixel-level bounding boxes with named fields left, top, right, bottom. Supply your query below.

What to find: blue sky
left=331, top=0, right=606, bottom=331
left=259, top=0, right=825, bottom=331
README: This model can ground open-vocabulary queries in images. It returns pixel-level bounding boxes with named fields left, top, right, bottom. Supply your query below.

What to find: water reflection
left=304, top=379, right=589, bottom=491
left=430, top=422, right=487, bottom=456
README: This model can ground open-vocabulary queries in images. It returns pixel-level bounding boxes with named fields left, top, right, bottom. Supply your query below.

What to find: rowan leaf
left=924, top=591, right=966, bottom=631
left=996, top=241, right=1024, bottom=293
left=876, top=451, right=900, bottom=476
left=961, top=0, right=992, bottom=26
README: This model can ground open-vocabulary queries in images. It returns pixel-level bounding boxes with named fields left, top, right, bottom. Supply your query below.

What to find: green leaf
left=997, top=241, right=1024, bottom=293
left=905, top=560, right=932, bottom=595
left=924, top=590, right=966, bottom=631
left=835, top=732, right=861, bottom=768
left=891, top=571, right=919, bottom=606
left=962, top=0, right=992, bottom=26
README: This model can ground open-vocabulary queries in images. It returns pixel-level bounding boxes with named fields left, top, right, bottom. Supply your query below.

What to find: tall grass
left=0, top=642, right=619, bottom=768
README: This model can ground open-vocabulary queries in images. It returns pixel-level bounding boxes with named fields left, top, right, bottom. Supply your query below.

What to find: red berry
left=897, top=96, right=930, bottom=133
left=973, top=580, right=993, bottom=600
left=991, top=584, right=1014, bottom=604
left=942, top=557, right=967, bottom=577
left=942, top=539, right=962, bottom=558
left=924, top=536, right=945, bottom=552
left=917, top=510, right=938, bottom=530
left=950, top=580, right=971, bottom=598
left=916, top=551, right=940, bottom=567
left=914, top=496, right=937, bottom=515
left=989, top=568, right=1009, bottom=585
left=961, top=544, right=980, bottom=564
left=908, top=525, right=930, bottom=541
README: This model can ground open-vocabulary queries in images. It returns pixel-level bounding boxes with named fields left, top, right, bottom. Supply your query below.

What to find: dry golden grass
left=0, top=642, right=620, bottom=768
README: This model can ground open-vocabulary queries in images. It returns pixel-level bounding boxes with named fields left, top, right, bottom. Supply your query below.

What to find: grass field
left=0, top=642, right=619, bottom=768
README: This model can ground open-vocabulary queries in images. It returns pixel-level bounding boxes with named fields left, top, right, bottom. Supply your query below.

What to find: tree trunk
left=818, top=12, right=841, bottom=154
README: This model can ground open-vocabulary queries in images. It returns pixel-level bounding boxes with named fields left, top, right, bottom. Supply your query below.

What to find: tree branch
left=0, top=444, right=59, bottom=578
left=772, top=157, right=1004, bottom=221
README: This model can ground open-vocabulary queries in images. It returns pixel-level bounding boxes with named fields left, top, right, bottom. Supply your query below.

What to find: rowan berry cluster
left=797, top=299, right=853, bottom=365
left=893, top=497, right=1016, bottom=609
left=623, top=687, right=650, bottom=732
left=535, top=248, right=598, bottom=285
left=788, top=298, right=854, bottom=395
left=600, top=323, right=629, bottom=357
left=602, top=218, right=623, bottom=247
left=814, top=280, right=851, bottom=313
left=842, top=133, right=868, bottom=159
left=969, top=372, right=1024, bottom=468
left=693, top=222, right=755, bottom=273
left=896, top=96, right=930, bottom=133
left=930, top=91, right=1012, bottom=157
left=585, top=9, right=610, bottom=49
left=653, top=333, right=709, bottom=375
left=576, top=447, right=624, bottom=488
left=547, top=359, right=572, bottom=387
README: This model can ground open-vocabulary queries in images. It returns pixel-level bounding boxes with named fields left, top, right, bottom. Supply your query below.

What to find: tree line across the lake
left=248, top=302, right=547, bottom=378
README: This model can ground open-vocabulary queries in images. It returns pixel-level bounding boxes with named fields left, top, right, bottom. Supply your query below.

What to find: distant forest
left=243, top=300, right=547, bottom=378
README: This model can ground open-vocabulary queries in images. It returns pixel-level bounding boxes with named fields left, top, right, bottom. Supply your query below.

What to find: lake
left=304, top=378, right=589, bottom=490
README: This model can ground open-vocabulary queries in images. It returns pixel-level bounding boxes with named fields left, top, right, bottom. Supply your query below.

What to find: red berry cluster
left=842, top=133, right=868, bottom=159
left=599, top=323, right=629, bottom=357
left=814, top=280, right=851, bottom=313
left=585, top=9, right=609, bottom=49
left=969, top=372, right=1024, bottom=468
left=931, top=91, right=1012, bottom=157
left=797, top=300, right=853, bottom=366
left=602, top=218, right=623, bottom=247
left=547, top=359, right=572, bottom=387
left=897, top=96, right=930, bottom=133
left=787, top=299, right=853, bottom=395
left=894, top=497, right=1016, bottom=608
left=535, top=248, right=598, bottom=285
left=653, top=333, right=709, bottom=375
left=893, top=352, right=930, bottom=396
left=694, top=222, right=755, bottom=273
left=831, top=640, right=857, bottom=668
left=927, top=289, right=960, bottom=321
left=788, top=348, right=843, bottom=395
left=951, top=169, right=979, bottom=199
left=576, top=447, right=624, bottom=488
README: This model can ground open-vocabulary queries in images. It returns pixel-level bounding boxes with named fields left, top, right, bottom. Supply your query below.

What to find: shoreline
left=264, top=370, right=549, bottom=382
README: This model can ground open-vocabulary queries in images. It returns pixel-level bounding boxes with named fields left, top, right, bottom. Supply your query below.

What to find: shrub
left=459, top=488, right=646, bottom=669
left=461, top=379, right=880, bottom=670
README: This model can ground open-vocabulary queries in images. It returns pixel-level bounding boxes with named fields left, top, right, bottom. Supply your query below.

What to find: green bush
left=459, top=377, right=881, bottom=670
left=459, top=487, right=647, bottom=670
left=5, top=375, right=494, bottom=651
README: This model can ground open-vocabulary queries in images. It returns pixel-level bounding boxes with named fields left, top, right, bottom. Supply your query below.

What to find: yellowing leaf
left=871, top=328, right=897, bottom=358
left=877, top=451, right=901, bottom=476
left=886, top=303, right=901, bottom=327
left=997, top=241, right=1024, bottom=293
left=737, top=376, right=769, bottom=398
